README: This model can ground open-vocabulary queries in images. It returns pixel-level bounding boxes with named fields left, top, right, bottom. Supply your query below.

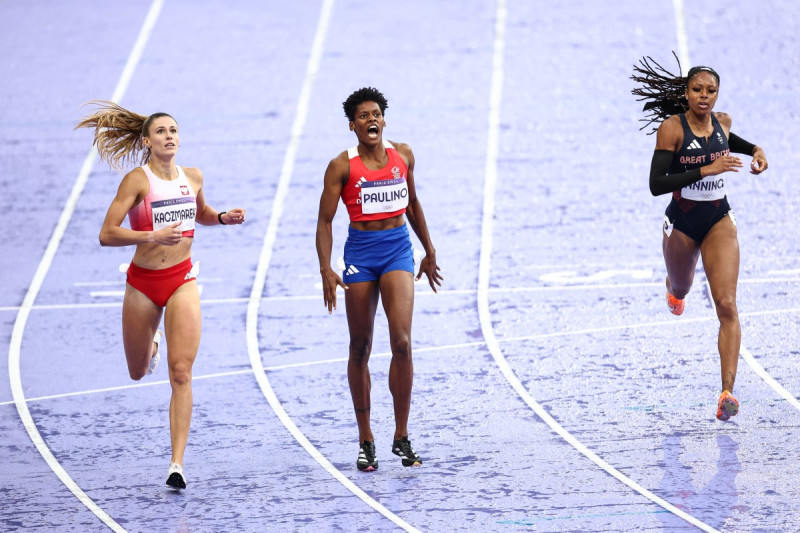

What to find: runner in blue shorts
left=316, top=87, right=443, bottom=471
left=342, top=224, right=414, bottom=284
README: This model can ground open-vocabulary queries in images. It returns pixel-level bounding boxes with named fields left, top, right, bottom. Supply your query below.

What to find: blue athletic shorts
left=342, top=224, right=414, bottom=283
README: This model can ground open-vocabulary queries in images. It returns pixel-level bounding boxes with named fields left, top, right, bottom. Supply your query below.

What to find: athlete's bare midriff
left=349, top=213, right=405, bottom=232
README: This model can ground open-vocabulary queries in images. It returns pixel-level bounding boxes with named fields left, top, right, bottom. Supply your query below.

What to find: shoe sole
left=166, top=473, right=186, bottom=489
left=357, top=464, right=377, bottom=472
left=393, top=452, right=422, bottom=467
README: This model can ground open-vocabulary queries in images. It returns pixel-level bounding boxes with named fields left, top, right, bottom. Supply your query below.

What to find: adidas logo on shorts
left=345, top=265, right=360, bottom=276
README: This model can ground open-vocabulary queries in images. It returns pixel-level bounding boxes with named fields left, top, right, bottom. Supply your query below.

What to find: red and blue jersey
left=341, top=140, right=409, bottom=222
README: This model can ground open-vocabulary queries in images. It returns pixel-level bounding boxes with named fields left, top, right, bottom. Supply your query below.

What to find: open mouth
left=367, top=125, right=379, bottom=138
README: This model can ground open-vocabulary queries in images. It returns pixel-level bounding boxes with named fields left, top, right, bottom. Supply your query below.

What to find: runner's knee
left=126, top=349, right=150, bottom=381
left=349, top=336, right=372, bottom=363
left=390, top=335, right=411, bottom=359
left=714, top=295, right=738, bottom=322
left=168, top=359, right=193, bottom=386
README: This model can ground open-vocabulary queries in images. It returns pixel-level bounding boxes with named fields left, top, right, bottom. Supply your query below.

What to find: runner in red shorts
left=77, top=101, right=245, bottom=486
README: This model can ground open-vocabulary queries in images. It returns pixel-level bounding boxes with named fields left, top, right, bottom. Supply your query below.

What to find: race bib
left=151, top=197, right=197, bottom=233
left=681, top=176, right=726, bottom=201
left=360, top=178, right=409, bottom=214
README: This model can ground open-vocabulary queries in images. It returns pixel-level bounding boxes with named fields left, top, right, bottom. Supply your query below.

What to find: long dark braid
left=630, top=52, right=689, bottom=134
left=631, top=53, right=722, bottom=135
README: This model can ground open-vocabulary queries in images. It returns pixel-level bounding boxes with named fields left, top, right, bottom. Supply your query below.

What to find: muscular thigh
left=379, top=270, right=414, bottom=334
left=663, top=228, right=700, bottom=285
left=164, top=281, right=201, bottom=364
left=700, top=216, right=739, bottom=297
left=122, top=283, right=163, bottom=361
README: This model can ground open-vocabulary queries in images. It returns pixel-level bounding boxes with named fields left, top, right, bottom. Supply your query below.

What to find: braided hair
left=75, top=100, right=175, bottom=170
left=631, top=52, right=720, bottom=134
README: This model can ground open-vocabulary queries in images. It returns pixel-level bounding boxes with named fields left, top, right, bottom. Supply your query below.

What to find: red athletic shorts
left=126, top=258, right=196, bottom=307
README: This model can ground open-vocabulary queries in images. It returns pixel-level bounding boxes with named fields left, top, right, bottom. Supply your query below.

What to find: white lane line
left=768, top=268, right=800, bottom=276
left=74, top=277, right=222, bottom=287
left=6, top=301, right=798, bottom=410
left=1, top=368, right=256, bottom=406
left=477, top=1, right=717, bottom=531
left=3, top=275, right=798, bottom=312
left=241, top=1, right=419, bottom=531
left=6, top=1, right=164, bottom=531
left=672, top=0, right=691, bottom=71
left=703, top=279, right=800, bottom=411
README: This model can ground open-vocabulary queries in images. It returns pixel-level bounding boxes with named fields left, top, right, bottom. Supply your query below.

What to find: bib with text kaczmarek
left=151, top=196, right=197, bottom=233
left=359, top=177, right=409, bottom=215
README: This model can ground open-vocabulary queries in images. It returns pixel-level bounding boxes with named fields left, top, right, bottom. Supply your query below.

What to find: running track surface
left=2, top=1, right=800, bottom=532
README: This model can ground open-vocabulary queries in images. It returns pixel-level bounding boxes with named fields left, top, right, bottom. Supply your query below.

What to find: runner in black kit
left=632, top=57, right=768, bottom=421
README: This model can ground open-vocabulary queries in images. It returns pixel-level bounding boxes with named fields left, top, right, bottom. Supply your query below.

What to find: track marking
left=672, top=0, right=691, bottom=71
left=6, top=300, right=798, bottom=413
left=6, top=1, right=165, bottom=531
left=241, top=1, right=419, bottom=531
left=476, top=1, right=717, bottom=530
left=4, top=300, right=797, bottom=401
left=3, top=275, right=797, bottom=313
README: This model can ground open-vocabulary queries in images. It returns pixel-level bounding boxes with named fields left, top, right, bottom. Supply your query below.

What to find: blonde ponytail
left=76, top=100, right=162, bottom=170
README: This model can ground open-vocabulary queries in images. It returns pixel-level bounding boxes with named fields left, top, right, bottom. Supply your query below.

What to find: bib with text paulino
left=359, top=177, right=409, bottom=214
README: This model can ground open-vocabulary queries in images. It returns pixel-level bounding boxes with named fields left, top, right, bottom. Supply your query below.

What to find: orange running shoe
left=666, top=291, right=685, bottom=316
left=716, top=390, right=739, bottom=421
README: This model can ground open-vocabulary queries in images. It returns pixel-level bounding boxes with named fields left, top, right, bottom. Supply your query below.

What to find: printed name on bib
left=682, top=176, right=726, bottom=200
left=360, top=177, right=409, bottom=214
left=152, top=197, right=197, bottom=232
left=681, top=148, right=729, bottom=201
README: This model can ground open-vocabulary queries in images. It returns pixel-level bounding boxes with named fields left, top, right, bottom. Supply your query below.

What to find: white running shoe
left=146, top=330, right=162, bottom=376
left=166, top=462, right=186, bottom=489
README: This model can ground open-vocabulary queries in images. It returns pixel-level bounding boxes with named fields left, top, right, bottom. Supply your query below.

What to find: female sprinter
left=315, top=87, right=442, bottom=471
left=77, top=101, right=245, bottom=487
left=632, top=57, right=768, bottom=421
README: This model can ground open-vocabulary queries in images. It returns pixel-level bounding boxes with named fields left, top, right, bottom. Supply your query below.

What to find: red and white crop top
left=128, top=165, right=197, bottom=237
left=341, top=140, right=409, bottom=222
